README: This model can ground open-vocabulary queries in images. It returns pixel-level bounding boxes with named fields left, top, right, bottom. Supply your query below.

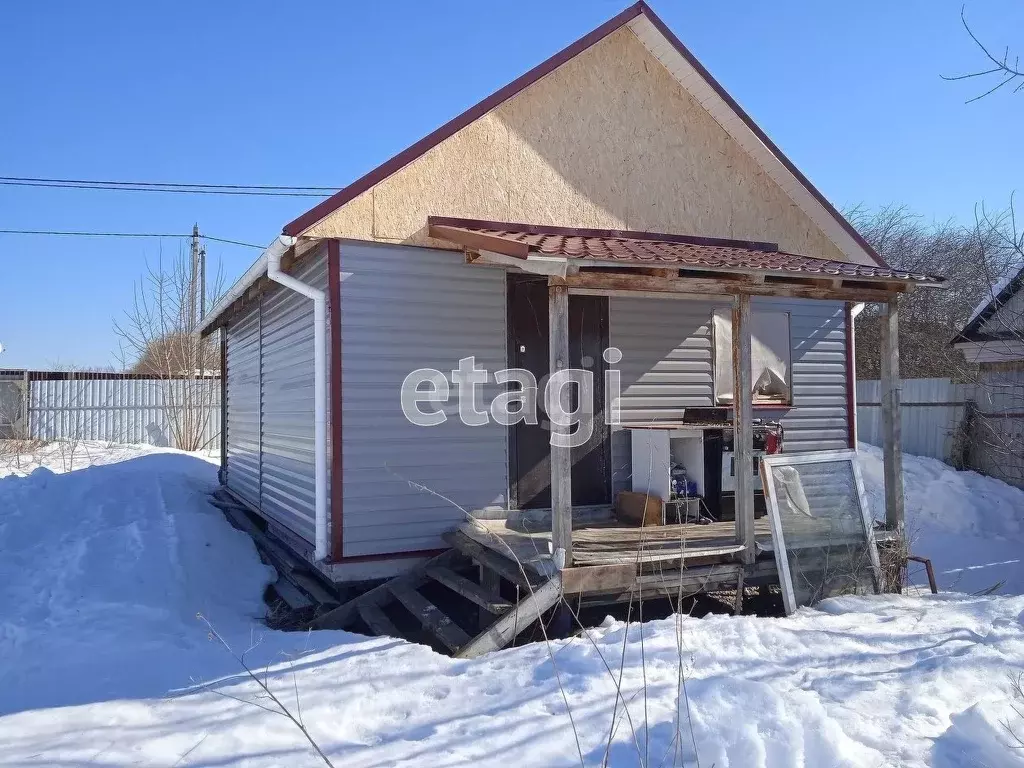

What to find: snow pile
left=1, top=443, right=1024, bottom=767
left=859, top=443, right=1024, bottom=595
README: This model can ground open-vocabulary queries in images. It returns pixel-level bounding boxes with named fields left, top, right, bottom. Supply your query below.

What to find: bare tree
left=847, top=203, right=1020, bottom=378
left=114, top=241, right=223, bottom=451
left=943, top=6, right=1023, bottom=102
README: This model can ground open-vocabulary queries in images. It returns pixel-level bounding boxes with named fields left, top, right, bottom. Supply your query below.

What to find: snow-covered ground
left=0, top=441, right=1023, bottom=767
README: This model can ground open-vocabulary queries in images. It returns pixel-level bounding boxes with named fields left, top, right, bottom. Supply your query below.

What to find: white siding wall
left=340, top=241, right=508, bottom=557
left=225, top=303, right=261, bottom=509
left=760, top=298, right=850, bottom=452
left=223, top=246, right=327, bottom=544
left=259, top=253, right=327, bottom=543
left=609, top=296, right=850, bottom=491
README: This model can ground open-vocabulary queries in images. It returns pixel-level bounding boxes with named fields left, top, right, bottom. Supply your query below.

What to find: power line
left=0, top=179, right=330, bottom=197
left=0, top=176, right=339, bottom=191
left=0, top=229, right=265, bottom=248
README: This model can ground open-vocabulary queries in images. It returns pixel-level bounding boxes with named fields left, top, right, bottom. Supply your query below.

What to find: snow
left=859, top=442, right=1024, bottom=595
left=965, top=266, right=1023, bottom=330
left=1, top=442, right=1024, bottom=767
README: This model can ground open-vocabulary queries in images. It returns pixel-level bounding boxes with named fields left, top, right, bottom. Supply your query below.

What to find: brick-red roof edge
left=428, top=217, right=943, bottom=284
left=283, top=2, right=886, bottom=269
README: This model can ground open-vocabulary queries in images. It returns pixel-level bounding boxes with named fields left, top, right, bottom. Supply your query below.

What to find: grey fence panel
left=25, top=377, right=220, bottom=449
left=857, top=378, right=964, bottom=462
left=857, top=374, right=1024, bottom=488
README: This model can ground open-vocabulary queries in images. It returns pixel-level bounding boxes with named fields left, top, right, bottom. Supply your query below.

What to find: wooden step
left=310, top=550, right=460, bottom=630
left=290, top=571, right=340, bottom=607
left=443, top=530, right=534, bottom=589
left=388, top=583, right=471, bottom=652
left=425, top=565, right=512, bottom=614
left=457, top=574, right=563, bottom=659
left=271, top=578, right=314, bottom=611
left=357, top=601, right=401, bottom=638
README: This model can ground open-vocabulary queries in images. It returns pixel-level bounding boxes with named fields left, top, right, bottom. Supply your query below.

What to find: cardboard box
left=615, top=491, right=664, bottom=527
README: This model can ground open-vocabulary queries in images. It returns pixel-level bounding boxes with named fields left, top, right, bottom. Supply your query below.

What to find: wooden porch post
left=732, top=294, right=755, bottom=564
left=549, top=279, right=573, bottom=566
left=880, top=296, right=905, bottom=532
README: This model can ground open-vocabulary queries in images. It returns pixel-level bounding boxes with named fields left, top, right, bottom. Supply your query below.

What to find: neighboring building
left=953, top=265, right=1024, bottom=369
left=199, top=2, right=938, bottom=594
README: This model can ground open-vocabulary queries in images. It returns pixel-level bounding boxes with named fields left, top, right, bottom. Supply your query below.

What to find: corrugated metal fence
left=857, top=373, right=1024, bottom=488
left=0, top=370, right=221, bottom=449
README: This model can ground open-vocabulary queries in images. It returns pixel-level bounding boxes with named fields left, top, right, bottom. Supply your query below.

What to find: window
left=760, top=450, right=882, bottom=614
left=713, top=308, right=791, bottom=405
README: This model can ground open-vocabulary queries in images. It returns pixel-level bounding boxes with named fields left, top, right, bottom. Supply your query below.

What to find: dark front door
left=507, top=274, right=610, bottom=509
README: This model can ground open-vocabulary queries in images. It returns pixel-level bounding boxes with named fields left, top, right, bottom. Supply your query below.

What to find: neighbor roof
left=428, top=217, right=943, bottom=285
left=281, top=2, right=886, bottom=268
left=955, top=264, right=1024, bottom=342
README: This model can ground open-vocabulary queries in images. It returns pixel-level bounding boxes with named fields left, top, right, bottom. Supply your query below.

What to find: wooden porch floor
left=458, top=515, right=900, bottom=579
left=458, top=516, right=776, bottom=576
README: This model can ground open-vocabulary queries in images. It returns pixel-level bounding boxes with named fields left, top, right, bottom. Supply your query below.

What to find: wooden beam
left=549, top=279, right=573, bottom=566
left=428, top=224, right=530, bottom=259
left=564, top=272, right=901, bottom=303
left=472, top=249, right=572, bottom=277
left=880, top=297, right=906, bottom=533
left=561, top=564, right=637, bottom=594
left=733, top=294, right=756, bottom=564
left=456, top=575, right=563, bottom=658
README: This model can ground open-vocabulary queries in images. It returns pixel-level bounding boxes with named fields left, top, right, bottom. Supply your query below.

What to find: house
left=199, top=3, right=941, bottom=650
left=953, top=265, right=1024, bottom=368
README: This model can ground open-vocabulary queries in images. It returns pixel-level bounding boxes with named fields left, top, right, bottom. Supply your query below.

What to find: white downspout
left=850, top=302, right=865, bottom=448
left=266, top=235, right=329, bottom=561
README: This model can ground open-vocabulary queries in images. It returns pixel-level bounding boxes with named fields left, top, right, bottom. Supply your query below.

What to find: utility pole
left=189, top=223, right=201, bottom=333
left=199, top=242, right=207, bottom=321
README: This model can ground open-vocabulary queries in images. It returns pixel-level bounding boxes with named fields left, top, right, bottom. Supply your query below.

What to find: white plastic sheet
left=713, top=309, right=791, bottom=404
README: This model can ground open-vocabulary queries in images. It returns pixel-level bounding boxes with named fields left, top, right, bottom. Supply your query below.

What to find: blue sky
left=2, top=0, right=1022, bottom=368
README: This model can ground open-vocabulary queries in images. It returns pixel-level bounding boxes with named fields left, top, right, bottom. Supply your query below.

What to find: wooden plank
left=388, top=583, right=471, bottom=652
left=444, top=530, right=535, bottom=589
left=290, top=571, right=340, bottom=607
left=563, top=271, right=904, bottom=303
left=732, top=294, right=756, bottom=564
left=548, top=279, right=573, bottom=565
left=561, top=564, right=636, bottom=594
left=426, top=564, right=512, bottom=614
left=457, top=575, right=563, bottom=659
left=455, top=521, right=556, bottom=578
left=880, top=297, right=906, bottom=532
left=271, top=578, right=314, bottom=611
left=311, top=561, right=440, bottom=634
left=479, top=564, right=502, bottom=629
left=357, top=601, right=401, bottom=638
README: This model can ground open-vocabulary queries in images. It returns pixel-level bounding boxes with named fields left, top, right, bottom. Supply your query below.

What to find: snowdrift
left=0, top=442, right=1022, bottom=767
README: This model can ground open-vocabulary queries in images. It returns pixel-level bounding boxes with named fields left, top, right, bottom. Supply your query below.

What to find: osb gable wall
left=304, top=26, right=849, bottom=262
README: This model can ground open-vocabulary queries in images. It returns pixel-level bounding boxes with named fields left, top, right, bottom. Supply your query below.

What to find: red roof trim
left=284, top=2, right=885, bottom=269
left=282, top=3, right=646, bottom=237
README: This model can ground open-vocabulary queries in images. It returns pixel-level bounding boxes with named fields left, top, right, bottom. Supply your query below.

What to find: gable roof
left=282, top=2, right=885, bottom=268
left=955, top=264, right=1024, bottom=342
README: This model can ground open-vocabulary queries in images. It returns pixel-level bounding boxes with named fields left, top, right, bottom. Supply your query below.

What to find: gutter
left=265, top=240, right=329, bottom=562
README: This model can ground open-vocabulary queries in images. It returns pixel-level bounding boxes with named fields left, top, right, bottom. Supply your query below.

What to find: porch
left=428, top=217, right=940, bottom=591
left=456, top=513, right=902, bottom=602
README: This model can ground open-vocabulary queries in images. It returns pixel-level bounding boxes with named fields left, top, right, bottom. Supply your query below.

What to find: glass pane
left=768, top=459, right=877, bottom=608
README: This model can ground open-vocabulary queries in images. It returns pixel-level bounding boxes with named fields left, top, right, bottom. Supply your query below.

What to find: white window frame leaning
left=759, top=449, right=882, bottom=615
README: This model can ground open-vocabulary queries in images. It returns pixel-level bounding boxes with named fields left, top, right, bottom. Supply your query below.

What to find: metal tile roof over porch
left=427, top=217, right=944, bottom=285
